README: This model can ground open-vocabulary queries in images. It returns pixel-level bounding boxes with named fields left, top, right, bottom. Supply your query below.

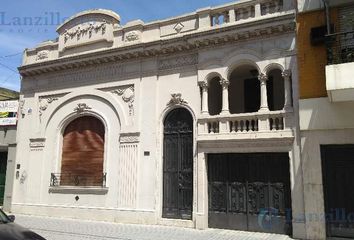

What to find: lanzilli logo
left=258, top=208, right=280, bottom=230
left=0, top=12, right=66, bottom=26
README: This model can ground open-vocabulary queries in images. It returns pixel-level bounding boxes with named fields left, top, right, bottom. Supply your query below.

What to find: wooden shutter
left=61, top=116, right=105, bottom=186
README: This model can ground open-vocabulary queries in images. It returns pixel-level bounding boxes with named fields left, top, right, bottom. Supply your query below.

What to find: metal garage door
left=208, top=153, right=292, bottom=235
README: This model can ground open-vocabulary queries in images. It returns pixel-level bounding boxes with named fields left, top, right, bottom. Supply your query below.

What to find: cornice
left=19, top=12, right=295, bottom=77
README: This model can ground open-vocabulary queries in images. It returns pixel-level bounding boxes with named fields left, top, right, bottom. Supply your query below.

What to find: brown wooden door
left=61, top=116, right=105, bottom=186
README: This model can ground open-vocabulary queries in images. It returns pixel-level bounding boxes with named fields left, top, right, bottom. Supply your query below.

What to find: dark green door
left=0, top=152, right=7, bottom=205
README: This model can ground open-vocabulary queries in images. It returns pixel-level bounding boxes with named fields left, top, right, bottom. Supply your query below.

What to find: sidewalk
left=15, top=214, right=293, bottom=240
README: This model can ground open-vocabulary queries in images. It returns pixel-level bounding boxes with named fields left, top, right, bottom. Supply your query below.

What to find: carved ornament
left=125, top=31, right=140, bottom=42
left=167, top=93, right=188, bottom=106
left=111, top=85, right=135, bottom=116
left=63, top=20, right=107, bottom=43
left=36, top=50, right=49, bottom=61
left=120, top=132, right=140, bottom=143
left=74, top=103, right=92, bottom=113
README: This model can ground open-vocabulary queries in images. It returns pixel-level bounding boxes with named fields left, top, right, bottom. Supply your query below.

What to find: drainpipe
left=322, top=0, right=331, bottom=34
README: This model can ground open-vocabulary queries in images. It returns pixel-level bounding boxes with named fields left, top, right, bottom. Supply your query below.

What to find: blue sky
left=0, top=0, right=234, bottom=91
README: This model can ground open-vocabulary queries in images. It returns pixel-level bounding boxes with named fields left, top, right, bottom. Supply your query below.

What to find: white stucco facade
left=12, top=0, right=308, bottom=238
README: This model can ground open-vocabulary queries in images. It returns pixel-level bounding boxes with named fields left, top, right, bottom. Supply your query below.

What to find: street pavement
left=15, top=214, right=293, bottom=240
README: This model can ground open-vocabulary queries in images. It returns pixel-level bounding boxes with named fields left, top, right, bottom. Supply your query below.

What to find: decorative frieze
left=158, top=54, right=198, bottom=71
left=63, top=21, right=107, bottom=43
left=167, top=93, right=188, bottom=106
left=120, top=132, right=140, bottom=143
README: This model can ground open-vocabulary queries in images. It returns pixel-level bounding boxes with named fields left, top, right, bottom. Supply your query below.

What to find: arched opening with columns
left=60, top=115, right=105, bottom=187
left=208, top=76, right=222, bottom=116
left=267, top=68, right=285, bottom=111
left=228, top=64, right=260, bottom=114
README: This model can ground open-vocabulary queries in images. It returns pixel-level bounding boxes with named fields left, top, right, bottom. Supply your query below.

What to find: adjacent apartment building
left=297, top=0, right=354, bottom=239
left=0, top=88, right=19, bottom=211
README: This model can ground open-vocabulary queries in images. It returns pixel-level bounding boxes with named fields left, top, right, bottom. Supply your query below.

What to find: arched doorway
left=163, top=108, right=193, bottom=220
left=61, top=116, right=105, bottom=186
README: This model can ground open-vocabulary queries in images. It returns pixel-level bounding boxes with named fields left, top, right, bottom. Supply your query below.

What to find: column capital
left=198, top=81, right=208, bottom=90
left=219, top=78, right=230, bottom=88
left=258, top=73, right=268, bottom=83
left=282, top=69, right=292, bottom=79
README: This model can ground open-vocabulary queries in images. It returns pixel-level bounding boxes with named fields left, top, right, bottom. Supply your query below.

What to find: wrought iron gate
left=163, top=108, right=193, bottom=220
left=321, top=145, right=354, bottom=238
left=208, top=153, right=292, bottom=235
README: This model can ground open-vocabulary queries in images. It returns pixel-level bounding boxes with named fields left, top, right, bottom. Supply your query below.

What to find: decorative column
left=219, top=78, right=230, bottom=115
left=258, top=73, right=269, bottom=112
left=282, top=70, right=293, bottom=111
left=199, top=81, right=209, bottom=115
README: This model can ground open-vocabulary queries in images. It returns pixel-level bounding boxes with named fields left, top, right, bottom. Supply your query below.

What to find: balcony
left=197, top=110, right=294, bottom=143
left=49, top=173, right=108, bottom=194
left=326, top=31, right=354, bottom=102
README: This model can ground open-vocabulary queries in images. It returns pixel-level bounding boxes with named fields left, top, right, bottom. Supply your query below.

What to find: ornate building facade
left=13, top=0, right=307, bottom=238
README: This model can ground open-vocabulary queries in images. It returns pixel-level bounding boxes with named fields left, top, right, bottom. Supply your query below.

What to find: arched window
left=229, top=65, right=260, bottom=113
left=60, top=116, right=105, bottom=187
left=208, top=77, right=222, bottom=115
left=267, top=69, right=285, bottom=111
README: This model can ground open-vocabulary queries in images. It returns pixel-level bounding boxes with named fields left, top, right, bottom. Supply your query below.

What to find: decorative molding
left=258, top=73, right=268, bottom=82
left=219, top=78, right=230, bottom=88
left=111, top=85, right=135, bottom=116
left=39, top=93, right=67, bottom=119
left=167, top=93, right=188, bottom=106
left=120, top=132, right=140, bottom=143
left=49, top=187, right=108, bottom=195
left=174, top=22, right=184, bottom=33
left=282, top=69, right=291, bottom=78
left=19, top=15, right=296, bottom=77
left=74, top=103, right=92, bottom=113
left=158, top=54, right=198, bottom=71
left=29, top=138, right=46, bottom=151
left=198, top=81, right=208, bottom=90
left=63, top=20, right=107, bottom=43
left=125, top=31, right=140, bottom=42
left=36, top=50, right=49, bottom=61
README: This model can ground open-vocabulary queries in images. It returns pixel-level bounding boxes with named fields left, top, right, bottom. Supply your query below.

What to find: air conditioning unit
left=310, top=25, right=334, bottom=45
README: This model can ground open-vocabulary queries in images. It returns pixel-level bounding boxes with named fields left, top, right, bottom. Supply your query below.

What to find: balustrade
left=206, top=0, right=285, bottom=28
left=208, top=121, right=220, bottom=134
left=269, top=115, right=284, bottom=131
left=199, top=110, right=291, bottom=136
